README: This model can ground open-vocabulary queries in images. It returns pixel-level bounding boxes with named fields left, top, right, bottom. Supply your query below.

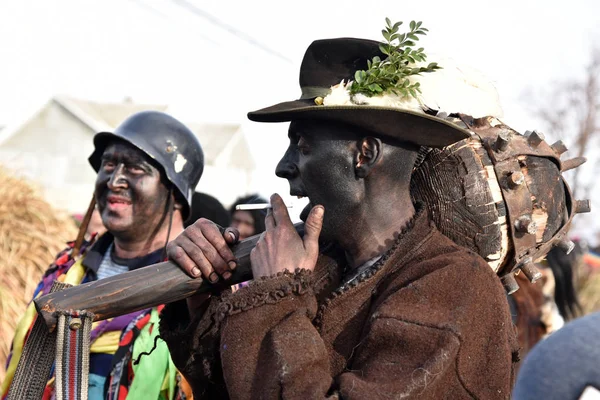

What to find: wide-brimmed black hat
left=247, top=38, right=471, bottom=148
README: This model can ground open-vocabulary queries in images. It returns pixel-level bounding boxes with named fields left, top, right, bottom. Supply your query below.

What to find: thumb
left=223, top=227, right=240, bottom=244
left=218, top=225, right=240, bottom=244
left=303, top=205, right=324, bottom=255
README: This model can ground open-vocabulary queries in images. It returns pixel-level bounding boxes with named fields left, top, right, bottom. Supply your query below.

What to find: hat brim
left=247, top=100, right=470, bottom=148
left=88, top=131, right=154, bottom=172
left=88, top=131, right=119, bottom=172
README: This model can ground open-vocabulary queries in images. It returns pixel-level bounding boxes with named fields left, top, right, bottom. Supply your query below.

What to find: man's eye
left=297, top=137, right=310, bottom=155
left=298, top=146, right=310, bottom=156
left=102, top=161, right=115, bottom=170
left=128, top=165, right=144, bottom=173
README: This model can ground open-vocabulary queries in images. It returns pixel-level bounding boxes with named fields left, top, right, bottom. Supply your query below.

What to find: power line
left=168, top=0, right=293, bottom=64
left=128, top=0, right=169, bottom=19
left=127, top=0, right=219, bottom=46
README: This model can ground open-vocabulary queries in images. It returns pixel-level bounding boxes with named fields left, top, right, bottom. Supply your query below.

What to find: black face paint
left=95, top=141, right=170, bottom=242
left=276, top=121, right=362, bottom=242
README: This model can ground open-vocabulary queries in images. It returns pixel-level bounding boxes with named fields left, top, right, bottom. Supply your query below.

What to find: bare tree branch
left=524, top=48, right=600, bottom=200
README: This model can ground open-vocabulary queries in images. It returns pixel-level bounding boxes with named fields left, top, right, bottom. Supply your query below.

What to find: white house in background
left=0, top=96, right=255, bottom=213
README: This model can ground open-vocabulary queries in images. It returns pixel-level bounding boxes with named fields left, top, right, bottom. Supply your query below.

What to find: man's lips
left=107, top=195, right=131, bottom=204
left=289, top=189, right=307, bottom=199
left=106, top=195, right=131, bottom=210
left=289, top=190, right=311, bottom=220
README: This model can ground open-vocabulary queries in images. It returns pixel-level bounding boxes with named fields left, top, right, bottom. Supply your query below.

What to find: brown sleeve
left=159, top=269, right=324, bottom=399
left=336, top=318, right=464, bottom=398
left=159, top=298, right=230, bottom=399
left=218, top=270, right=468, bottom=400
left=219, top=269, right=332, bottom=399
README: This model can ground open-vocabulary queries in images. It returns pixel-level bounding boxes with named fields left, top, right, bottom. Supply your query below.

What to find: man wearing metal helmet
left=1, top=111, right=204, bottom=400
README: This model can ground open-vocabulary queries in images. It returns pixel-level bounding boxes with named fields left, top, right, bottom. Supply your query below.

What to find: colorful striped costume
left=1, top=234, right=179, bottom=399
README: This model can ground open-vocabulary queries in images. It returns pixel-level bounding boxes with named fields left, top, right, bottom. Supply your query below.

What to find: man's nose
left=275, top=147, right=298, bottom=179
left=107, top=164, right=128, bottom=190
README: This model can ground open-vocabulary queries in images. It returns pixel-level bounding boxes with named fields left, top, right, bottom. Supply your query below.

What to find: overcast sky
left=1, top=0, right=598, bottom=238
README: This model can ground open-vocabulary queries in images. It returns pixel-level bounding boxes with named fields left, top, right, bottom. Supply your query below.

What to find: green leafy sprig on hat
left=349, top=19, right=441, bottom=99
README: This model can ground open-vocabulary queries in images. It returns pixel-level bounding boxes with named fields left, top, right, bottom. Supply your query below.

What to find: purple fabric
left=90, top=310, right=147, bottom=343
left=40, top=259, right=75, bottom=296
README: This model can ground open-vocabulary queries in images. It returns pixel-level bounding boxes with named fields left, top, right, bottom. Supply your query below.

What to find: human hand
left=250, top=194, right=324, bottom=279
left=167, top=218, right=239, bottom=283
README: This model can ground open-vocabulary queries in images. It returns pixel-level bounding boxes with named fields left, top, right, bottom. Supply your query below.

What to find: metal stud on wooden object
left=515, top=215, right=537, bottom=235
left=525, top=130, right=545, bottom=147
left=550, top=140, right=568, bottom=155
left=495, top=131, right=510, bottom=151
left=520, top=258, right=542, bottom=283
left=575, top=199, right=591, bottom=214
left=556, top=239, right=576, bottom=254
left=508, top=171, right=525, bottom=188
left=501, top=274, right=520, bottom=294
left=562, top=157, right=587, bottom=172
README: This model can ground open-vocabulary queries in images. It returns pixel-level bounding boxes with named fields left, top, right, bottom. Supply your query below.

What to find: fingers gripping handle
left=34, top=223, right=305, bottom=331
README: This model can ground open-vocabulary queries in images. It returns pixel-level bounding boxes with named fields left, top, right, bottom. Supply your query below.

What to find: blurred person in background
left=578, top=241, right=600, bottom=314
left=229, top=194, right=267, bottom=240
left=185, top=192, right=231, bottom=229
left=228, top=194, right=268, bottom=292
left=513, top=311, right=600, bottom=400
left=508, top=243, right=584, bottom=365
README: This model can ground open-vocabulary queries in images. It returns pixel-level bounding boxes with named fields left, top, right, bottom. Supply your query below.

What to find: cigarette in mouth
left=235, top=203, right=293, bottom=211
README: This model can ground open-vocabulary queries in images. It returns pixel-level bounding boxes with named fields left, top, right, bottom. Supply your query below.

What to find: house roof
left=0, top=96, right=169, bottom=146
left=54, top=96, right=169, bottom=132
left=187, top=123, right=238, bottom=164
left=187, top=122, right=255, bottom=169
left=0, top=96, right=255, bottom=170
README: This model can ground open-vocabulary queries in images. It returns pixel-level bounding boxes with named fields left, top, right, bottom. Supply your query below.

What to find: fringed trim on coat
left=215, top=268, right=315, bottom=322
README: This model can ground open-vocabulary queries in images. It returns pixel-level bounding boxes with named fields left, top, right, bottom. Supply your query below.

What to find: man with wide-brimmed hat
left=160, top=20, right=518, bottom=399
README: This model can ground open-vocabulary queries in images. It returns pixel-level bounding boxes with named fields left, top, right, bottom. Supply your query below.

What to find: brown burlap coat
left=160, top=208, right=519, bottom=399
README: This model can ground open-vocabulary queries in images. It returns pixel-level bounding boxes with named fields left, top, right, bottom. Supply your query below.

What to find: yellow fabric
left=1, top=257, right=88, bottom=396
left=63, top=258, right=86, bottom=285
left=0, top=296, right=40, bottom=395
left=69, top=259, right=121, bottom=354
left=90, top=330, right=121, bottom=354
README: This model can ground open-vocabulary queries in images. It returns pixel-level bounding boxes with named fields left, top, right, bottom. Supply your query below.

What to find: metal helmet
left=88, top=111, right=204, bottom=219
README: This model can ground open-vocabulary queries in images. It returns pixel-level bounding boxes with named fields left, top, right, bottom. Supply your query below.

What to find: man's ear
left=355, top=137, right=383, bottom=178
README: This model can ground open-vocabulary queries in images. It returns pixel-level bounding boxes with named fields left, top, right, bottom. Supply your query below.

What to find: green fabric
left=128, top=308, right=177, bottom=400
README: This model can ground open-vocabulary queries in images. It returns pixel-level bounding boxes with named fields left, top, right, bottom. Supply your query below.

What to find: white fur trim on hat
left=322, top=56, right=503, bottom=119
